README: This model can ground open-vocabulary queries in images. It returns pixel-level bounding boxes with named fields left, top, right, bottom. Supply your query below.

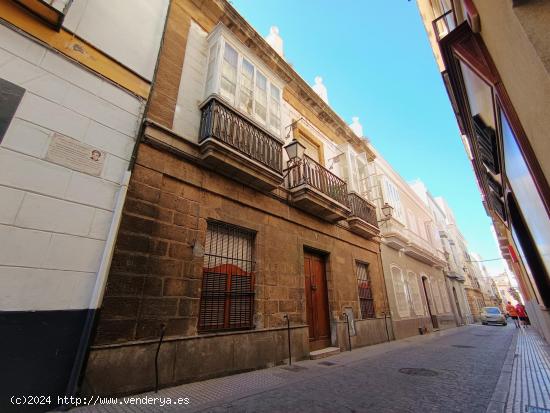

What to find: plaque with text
left=46, top=134, right=105, bottom=176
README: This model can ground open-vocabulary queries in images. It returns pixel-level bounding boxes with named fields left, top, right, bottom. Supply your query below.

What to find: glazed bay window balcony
left=347, top=192, right=379, bottom=239
left=199, top=96, right=283, bottom=191
left=198, top=26, right=285, bottom=191
left=285, top=155, right=351, bottom=222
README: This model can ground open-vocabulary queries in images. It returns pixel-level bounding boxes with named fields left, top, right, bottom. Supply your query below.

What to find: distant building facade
left=366, top=156, right=455, bottom=339
left=411, top=181, right=472, bottom=326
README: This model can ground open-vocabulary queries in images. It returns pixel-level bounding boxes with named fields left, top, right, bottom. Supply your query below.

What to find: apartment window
left=205, top=32, right=283, bottom=136
left=356, top=262, right=375, bottom=318
left=391, top=265, right=410, bottom=318
left=220, top=43, right=238, bottom=104
left=382, top=178, right=404, bottom=221
left=198, top=221, right=255, bottom=332
left=407, top=209, right=418, bottom=234
left=439, top=279, right=451, bottom=313
left=406, top=271, right=424, bottom=316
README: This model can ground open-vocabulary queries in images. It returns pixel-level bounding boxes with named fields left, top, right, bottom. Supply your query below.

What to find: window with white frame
left=391, top=265, right=410, bottom=318
left=407, top=271, right=424, bottom=316
left=407, top=209, right=418, bottom=234
left=204, top=33, right=283, bottom=136
left=382, top=177, right=404, bottom=221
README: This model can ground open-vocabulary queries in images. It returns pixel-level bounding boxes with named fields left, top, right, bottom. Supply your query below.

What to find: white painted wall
left=0, top=26, right=144, bottom=311
left=63, top=0, right=169, bottom=81
left=173, top=21, right=209, bottom=141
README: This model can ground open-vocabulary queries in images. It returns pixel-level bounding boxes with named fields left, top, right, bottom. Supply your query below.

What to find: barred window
left=198, top=221, right=255, bottom=332
left=357, top=262, right=375, bottom=319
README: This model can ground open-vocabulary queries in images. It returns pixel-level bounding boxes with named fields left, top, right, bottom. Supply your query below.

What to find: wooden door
left=304, top=251, right=331, bottom=351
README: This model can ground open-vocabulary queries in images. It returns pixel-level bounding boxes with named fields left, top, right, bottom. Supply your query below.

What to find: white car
left=480, top=307, right=507, bottom=326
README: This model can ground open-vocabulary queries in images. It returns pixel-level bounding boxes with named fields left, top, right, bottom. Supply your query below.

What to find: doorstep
left=309, top=347, right=340, bottom=360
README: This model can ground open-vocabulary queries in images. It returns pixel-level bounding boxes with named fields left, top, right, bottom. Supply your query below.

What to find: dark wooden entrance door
left=304, top=251, right=331, bottom=351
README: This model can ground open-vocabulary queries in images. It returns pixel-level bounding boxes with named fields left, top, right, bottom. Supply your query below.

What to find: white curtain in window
left=254, top=71, right=267, bottom=122
left=391, top=266, right=410, bottom=318
left=220, top=43, right=238, bottom=104
left=269, top=84, right=281, bottom=132
left=205, top=43, right=219, bottom=97
left=239, top=59, right=254, bottom=115
left=440, top=279, right=451, bottom=313
left=430, top=277, right=443, bottom=314
left=407, top=271, right=424, bottom=316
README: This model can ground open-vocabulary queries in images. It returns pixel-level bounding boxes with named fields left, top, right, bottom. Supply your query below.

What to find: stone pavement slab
left=504, top=327, right=550, bottom=413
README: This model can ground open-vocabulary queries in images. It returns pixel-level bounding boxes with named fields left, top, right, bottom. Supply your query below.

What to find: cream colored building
left=417, top=0, right=550, bottom=342
left=366, top=154, right=455, bottom=339
left=411, top=181, right=472, bottom=326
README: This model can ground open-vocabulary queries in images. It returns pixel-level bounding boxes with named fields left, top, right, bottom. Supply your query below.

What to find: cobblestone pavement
left=74, top=324, right=522, bottom=413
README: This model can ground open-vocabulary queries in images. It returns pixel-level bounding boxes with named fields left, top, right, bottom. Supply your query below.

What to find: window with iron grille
left=356, top=262, right=375, bottom=319
left=198, top=221, right=255, bottom=332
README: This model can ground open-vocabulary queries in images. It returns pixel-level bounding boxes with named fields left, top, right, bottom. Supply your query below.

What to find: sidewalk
left=487, top=326, right=550, bottom=413
left=72, top=326, right=466, bottom=413
left=70, top=325, right=550, bottom=413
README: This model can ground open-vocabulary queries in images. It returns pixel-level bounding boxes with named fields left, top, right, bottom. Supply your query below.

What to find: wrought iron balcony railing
left=199, top=96, right=283, bottom=174
left=285, top=155, right=349, bottom=207
left=432, top=9, right=457, bottom=42
left=348, top=192, right=378, bottom=228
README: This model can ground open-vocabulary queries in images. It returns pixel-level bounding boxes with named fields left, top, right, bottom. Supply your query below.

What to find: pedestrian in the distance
left=506, top=301, right=520, bottom=328
left=516, top=303, right=529, bottom=327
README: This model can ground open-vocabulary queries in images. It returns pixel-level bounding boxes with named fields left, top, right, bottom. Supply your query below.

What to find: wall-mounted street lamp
left=381, top=202, right=394, bottom=221
left=284, top=138, right=306, bottom=162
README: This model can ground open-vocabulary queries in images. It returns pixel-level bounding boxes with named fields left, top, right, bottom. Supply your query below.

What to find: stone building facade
left=82, top=0, right=390, bottom=396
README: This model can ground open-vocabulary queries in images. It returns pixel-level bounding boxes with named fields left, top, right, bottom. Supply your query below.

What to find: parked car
left=481, top=307, right=507, bottom=326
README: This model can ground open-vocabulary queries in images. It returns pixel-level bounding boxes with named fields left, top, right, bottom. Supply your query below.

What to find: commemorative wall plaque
left=46, top=134, right=105, bottom=176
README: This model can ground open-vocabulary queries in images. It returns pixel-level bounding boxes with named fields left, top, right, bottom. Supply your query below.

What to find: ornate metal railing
left=285, top=155, right=349, bottom=207
left=348, top=193, right=378, bottom=228
left=199, top=96, right=283, bottom=174
left=432, top=9, right=457, bottom=42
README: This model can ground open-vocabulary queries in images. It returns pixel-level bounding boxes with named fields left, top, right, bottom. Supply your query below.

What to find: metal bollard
left=343, top=312, right=352, bottom=351
left=283, top=314, right=291, bottom=365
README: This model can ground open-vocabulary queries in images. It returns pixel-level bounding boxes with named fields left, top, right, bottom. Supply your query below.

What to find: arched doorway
left=452, top=286, right=463, bottom=325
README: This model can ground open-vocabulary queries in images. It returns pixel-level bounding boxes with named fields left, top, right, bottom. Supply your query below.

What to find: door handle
left=311, top=284, right=317, bottom=291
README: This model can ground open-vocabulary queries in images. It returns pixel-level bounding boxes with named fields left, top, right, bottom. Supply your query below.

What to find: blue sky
left=232, top=0, right=505, bottom=275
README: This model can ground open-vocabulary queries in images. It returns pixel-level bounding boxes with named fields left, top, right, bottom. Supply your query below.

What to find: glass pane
left=220, top=44, right=238, bottom=103
left=269, top=84, right=281, bottom=131
left=459, top=60, right=495, bottom=130
left=255, top=72, right=267, bottom=122
left=502, top=111, right=550, bottom=277
left=239, top=59, right=254, bottom=115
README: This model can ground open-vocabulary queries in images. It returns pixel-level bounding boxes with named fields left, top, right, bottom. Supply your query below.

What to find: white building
left=0, top=0, right=168, bottom=402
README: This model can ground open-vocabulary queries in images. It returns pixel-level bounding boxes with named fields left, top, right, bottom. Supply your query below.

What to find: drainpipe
left=378, top=245, right=395, bottom=341
left=65, top=170, right=131, bottom=398
left=64, top=0, right=173, bottom=398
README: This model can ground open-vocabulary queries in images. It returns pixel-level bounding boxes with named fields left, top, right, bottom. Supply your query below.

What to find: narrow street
left=73, top=324, right=550, bottom=413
